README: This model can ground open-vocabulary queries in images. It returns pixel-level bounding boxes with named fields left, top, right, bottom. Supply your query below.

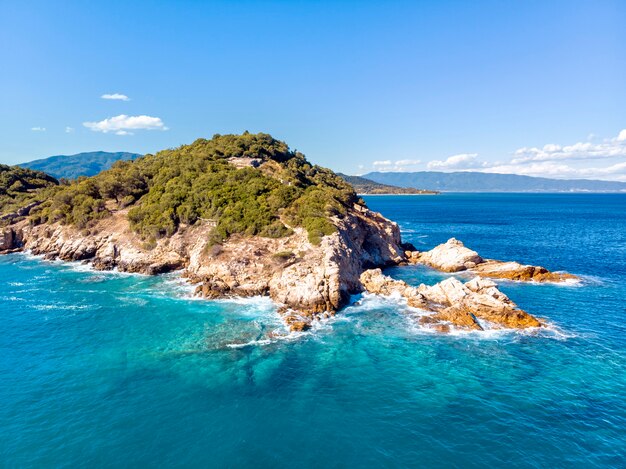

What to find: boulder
left=411, top=238, right=483, bottom=272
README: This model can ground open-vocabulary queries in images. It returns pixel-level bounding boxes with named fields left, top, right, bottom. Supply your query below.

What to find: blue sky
left=1, top=0, right=625, bottom=180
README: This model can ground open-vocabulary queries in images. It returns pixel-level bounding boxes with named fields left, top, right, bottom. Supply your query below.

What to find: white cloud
left=65, top=126, right=74, bottom=133
left=395, top=159, right=421, bottom=166
left=372, top=158, right=422, bottom=172
left=83, top=114, right=168, bottom=135
left=31, top=127, right=46, bottom=132
left=511, top=128, right=626, bottom=164
left=101, top=93, right=130, bottom=101
left=416, top=128, right=626, bottom=181
left=483, top=160, right=626, bottom=181
left=427, top=153, right=483, bottom=170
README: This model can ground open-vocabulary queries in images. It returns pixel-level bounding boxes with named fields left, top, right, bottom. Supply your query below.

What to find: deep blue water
left=1, top=193, right=625, bottom=467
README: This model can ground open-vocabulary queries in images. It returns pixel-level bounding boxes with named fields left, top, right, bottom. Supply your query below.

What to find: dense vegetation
left=17, top=133, right=358, bottom=245
left=0, top=165, right=58, bottom=216
left=338, top=174, right=438, bottom=195
left=21, top=151, right=142, bottom=179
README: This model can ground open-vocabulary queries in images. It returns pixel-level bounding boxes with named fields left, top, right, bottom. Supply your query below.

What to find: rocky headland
left=1, top=200, right=404, bottom=332
left=0, top=134, right=575, bottom=333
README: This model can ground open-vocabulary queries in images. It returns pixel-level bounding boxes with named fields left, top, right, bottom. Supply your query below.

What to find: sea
left=1, top=193, right=625, bottom=467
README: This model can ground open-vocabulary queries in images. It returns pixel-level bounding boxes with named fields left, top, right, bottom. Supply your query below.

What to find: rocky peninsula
left=0, top=133, right=575, bottom=333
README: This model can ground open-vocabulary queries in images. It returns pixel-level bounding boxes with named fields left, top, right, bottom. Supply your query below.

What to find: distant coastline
left=360, top=171, right=626, bottom=193
left=361, top=190, right=626, bottom=194
left=338, top=173, right=438, bottom=195
left=357, top=192, right=439, bottom=196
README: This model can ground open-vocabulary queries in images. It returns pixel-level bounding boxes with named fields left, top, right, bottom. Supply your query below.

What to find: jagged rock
left=359, top=268, right=542, bottom=331
left=407, top=238, right=577, bottom=283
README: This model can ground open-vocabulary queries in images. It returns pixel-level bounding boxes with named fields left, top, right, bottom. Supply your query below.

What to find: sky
left=1, top=0, right=625, bottom=180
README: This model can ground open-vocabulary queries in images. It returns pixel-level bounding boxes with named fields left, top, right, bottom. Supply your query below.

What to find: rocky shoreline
left=1, top=207, right=576, bottom=333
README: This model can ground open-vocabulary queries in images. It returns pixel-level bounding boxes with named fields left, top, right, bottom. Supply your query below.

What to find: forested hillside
left=0, top=165, right=58, bottom=216
left=6, top=133, right=358, bottom=245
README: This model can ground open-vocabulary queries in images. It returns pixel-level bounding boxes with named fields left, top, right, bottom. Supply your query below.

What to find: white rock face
left=412, top=238, right=483, bottom=272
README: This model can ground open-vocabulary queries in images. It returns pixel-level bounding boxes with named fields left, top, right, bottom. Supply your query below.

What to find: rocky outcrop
left=407, top=238, right=483, bottom=272
left=0, top=201, right=43, bottom=223
left=1, top=203, right=404, bottom=331
left=407, top=238, right=577, bottom=283
left=0, top=226, right=23, bottom=253
left=471, top=260, right=578, bottom=282
left=360, top=268, right=542, bottom=332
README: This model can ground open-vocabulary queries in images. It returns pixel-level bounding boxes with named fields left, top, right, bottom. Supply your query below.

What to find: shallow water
left=1, top=193, right=625, bottom=467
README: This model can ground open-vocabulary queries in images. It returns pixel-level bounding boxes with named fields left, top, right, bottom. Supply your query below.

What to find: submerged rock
left=359, top=268, right=542, bottom=331
left=407, top=238, right=578, bottom=283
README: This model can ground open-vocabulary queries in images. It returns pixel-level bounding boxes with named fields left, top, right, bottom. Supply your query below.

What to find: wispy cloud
left=482, top=160, right=626, bottom=182
left=372, top=158, right=421, bottom=172
left=511, top=129, right=626, bottom=164
left=420, top=128, right=626, bottom=181
left=101, top=93, right=130, bottom=101
left=427, top=153, right=483, bottom=170
left=83, top=114, right=168, bottom=135
left=31, top=127, right=46, bottom=132
left=65, top=126, right=74, bottom=133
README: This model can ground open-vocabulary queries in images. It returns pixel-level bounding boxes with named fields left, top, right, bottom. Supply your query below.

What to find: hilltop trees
left=19, top=133, right=357, bottom=244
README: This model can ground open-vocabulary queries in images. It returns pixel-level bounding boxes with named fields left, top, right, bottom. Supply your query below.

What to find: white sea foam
left=16, top=251, right=148, bottom=278
left=226, top=338, right=273, bottom=348
left=117, top=296, right=149, bottom=307
left=1, top=296, right=23, bottom=302
left=33, top=304, right=91, bottom=311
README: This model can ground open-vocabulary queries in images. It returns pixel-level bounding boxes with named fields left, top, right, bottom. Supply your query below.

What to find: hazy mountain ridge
left=337, top=173, right=438, bottom=195
left=362, top=171, right=626, bottom=192
left=21, top=151, right=142, bottom=179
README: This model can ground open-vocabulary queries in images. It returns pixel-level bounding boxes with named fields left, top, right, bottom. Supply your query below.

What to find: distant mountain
left=338, top=173, right=438, bottom=195
left=362, top=171, right=626, bottom=193
left=21, top=151, right=142, bottom=179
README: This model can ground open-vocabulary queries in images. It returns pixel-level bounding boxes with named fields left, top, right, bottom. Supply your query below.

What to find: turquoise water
left=1, top=194, right=625, bottom=467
